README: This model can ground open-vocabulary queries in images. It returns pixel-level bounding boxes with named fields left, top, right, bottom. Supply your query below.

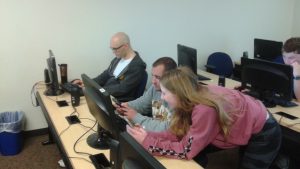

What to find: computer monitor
left=44, top=50, right=64, bottom=96
left=177, top=44, right=210, bottom=80
left=177, top=44, right=197, bottom=73
left=82, top=74, right=123, bottom=148
left=254, top=38, right=283, bottom=61
left=241, top=57, right=296, bottom=107
left=82, top=74, right=129, bottom=169
left=115, top=132, right=166, bottom=169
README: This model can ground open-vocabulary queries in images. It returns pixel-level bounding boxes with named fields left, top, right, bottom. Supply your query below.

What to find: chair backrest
left=134, top=70, right=148, bottom=98
left=206, top=52, right=233, bottom=77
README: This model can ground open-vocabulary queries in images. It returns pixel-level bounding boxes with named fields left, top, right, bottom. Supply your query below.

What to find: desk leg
left=42, top=128, right=54, bottom=145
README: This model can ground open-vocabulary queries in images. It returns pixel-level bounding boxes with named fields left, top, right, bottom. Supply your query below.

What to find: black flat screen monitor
left=117, top=132, right=166, bottom=169
left=177, top=44, right=197, bottom=73
left=44, top=50, right=63, bottom=96
left=241, top=57, right=296, bottom=107
left=254, top=38, right=283, bottom=61
left=177, top=44, right=210, bottom=80
left=82, top=74, right=125, bottom=168
left=82, top=73, right=122, bottom=142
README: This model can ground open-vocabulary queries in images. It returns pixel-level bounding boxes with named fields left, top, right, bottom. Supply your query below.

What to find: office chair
left=205, top=52, right=234, bottom=78
left=134, top=70, right=148, bottom=98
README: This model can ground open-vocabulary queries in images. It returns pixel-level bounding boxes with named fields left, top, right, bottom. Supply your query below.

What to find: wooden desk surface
left=37, top=85, right=203, bottom=169
left=198, top=69, right=300, bottom=133
left=198, top=70, right=240, bottom=90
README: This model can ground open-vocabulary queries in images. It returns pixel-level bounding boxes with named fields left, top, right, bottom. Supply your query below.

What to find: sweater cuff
left=132, top=113, right=144, bottom=124
left=142, top=134, right=153, bottom=150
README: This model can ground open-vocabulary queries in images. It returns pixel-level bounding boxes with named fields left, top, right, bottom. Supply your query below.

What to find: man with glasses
left=73, top=32, right=146, bottom=102
left=115, top=57, right=177, bottom=132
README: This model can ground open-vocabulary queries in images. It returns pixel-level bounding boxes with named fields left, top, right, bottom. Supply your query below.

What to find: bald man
left=73, top=32, right=146, bottom=101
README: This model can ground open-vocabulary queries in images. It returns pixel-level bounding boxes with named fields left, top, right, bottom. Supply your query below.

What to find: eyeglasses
left=152, top=74, right=162, bottom=80
left=111, top=44, right=125, bottom=51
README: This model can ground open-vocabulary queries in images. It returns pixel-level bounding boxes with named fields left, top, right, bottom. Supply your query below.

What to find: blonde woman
left=127, top=67, right=281, bottom=169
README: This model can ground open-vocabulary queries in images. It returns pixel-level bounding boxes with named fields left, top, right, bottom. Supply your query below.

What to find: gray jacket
left=128, top=85, right=171, bottom=132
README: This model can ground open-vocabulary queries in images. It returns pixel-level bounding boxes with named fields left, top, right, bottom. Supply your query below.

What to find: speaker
left=44, top=69, right=50, bottom=87
left=218, top=75, right=225, bottom=87
left=70, top=87, right=80, bottom=107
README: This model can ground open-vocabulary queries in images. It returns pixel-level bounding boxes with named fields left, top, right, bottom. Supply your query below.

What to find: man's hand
left=119, top=104, right=137, bottom=120
left=72, top=79, right=84, bottom=88
left=114, top=102, right=127, bottom=115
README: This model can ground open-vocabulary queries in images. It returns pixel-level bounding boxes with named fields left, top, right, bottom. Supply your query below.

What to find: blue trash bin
left=0, top=111, right=24, bottom=156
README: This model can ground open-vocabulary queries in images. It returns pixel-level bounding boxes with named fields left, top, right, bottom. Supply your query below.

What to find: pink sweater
left=142, top=85, right=267, bottom=160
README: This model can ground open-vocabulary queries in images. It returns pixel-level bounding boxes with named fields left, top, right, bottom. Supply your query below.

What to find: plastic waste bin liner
left=0, top=111, right=24, bottom=156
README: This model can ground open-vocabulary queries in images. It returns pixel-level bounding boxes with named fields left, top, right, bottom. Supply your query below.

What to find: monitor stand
left=262, top=100, right=277, bottom=108
left=86, top=124, right=110, bottom=149
left=44, top=87, right=64, bottom=96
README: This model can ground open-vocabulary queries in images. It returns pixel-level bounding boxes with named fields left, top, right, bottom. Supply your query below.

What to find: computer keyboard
left=197, top=74, right=211, bottom=81
left=243, top=90, right=298, bottom=108
left=61, top=82, right=84, bottom=96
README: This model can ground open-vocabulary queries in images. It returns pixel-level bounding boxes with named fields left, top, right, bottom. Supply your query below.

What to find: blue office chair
left=205, top=52, right=234, bottom=78
left=134, top=70, right=148, bottom=98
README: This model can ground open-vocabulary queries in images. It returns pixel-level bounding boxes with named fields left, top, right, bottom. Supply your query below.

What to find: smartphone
left=123, top=116, right=134, bottom=127
left=111, top=97, right=122, bottom=107
left=56, top=100, right=69, bottom=107
left=89, top=153, right=111, bottom=169
left=275, top=111, right=298, bottom=120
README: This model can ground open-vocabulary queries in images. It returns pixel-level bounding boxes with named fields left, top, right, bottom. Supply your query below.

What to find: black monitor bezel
left=82, top=74, right=121, bottom=140
left=177, top=44, right=198, bottom=75
left=254, top=38, right=283, bottom=61
left=44, top=56, right=63, bottom=96
left=117, top=132, right=166, bottom=169
left=241, top=57, right=293, bottom=101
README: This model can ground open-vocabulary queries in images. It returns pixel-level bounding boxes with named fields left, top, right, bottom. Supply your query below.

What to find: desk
left=198, top=70, right=241, bottom=90
left=198, top=69, right=300, bottom=161
left=36, top=84, right=203, bottom=169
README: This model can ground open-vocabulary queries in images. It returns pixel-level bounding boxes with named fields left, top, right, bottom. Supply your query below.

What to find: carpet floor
left=0, top=134, right=61, bottom=169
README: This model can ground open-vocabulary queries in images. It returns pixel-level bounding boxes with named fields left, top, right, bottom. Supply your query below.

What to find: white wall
left=292, top=0, right=300, bottom=36
left=0, top=0, right=295, bottom=131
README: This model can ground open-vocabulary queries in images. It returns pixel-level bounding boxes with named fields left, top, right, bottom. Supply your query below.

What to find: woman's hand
left=126, top=125, right=147, bottom=144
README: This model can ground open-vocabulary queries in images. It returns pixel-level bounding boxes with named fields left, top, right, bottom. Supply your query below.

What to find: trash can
left=0, top=111, right=24, bottom=156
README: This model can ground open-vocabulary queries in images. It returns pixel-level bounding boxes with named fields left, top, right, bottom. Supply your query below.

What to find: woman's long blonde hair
left=160, top=67, right=233, bottom=139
